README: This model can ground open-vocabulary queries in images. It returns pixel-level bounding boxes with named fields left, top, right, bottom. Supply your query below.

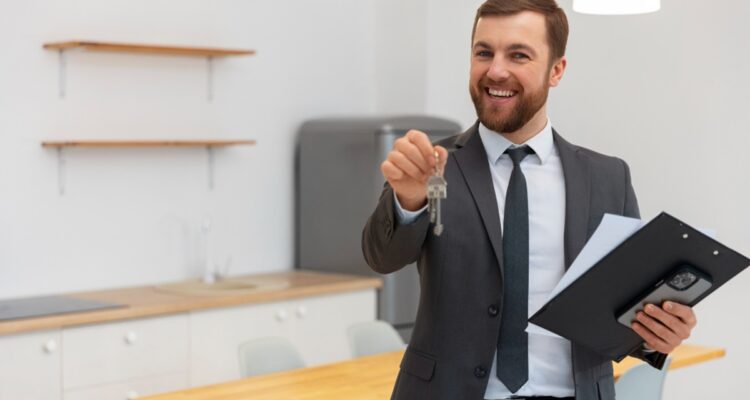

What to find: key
left=426, top=151, right=447, bottom=236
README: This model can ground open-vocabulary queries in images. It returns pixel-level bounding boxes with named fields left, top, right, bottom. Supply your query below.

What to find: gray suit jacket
left=361, top=123, right=667, bottom=400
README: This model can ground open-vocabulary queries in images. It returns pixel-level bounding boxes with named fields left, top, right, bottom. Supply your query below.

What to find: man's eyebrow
left=507, top=43, right=537, bottom=56
left=472, top=41, right=492, bottom=50
left=472, top=41, right=538, bottom=57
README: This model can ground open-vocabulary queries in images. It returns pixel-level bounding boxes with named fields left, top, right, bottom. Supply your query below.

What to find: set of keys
left=426, top=150, right=447, bottom=236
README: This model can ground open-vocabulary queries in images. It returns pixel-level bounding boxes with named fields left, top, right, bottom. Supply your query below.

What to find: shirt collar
left=478, top=119, right=555, bottom=165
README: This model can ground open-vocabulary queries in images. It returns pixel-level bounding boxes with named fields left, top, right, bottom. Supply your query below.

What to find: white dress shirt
left=394, top=120, right=575, bottom=399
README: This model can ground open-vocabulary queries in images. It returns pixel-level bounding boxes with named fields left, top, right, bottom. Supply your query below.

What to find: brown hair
left=472, top=0, right=569, bottom=62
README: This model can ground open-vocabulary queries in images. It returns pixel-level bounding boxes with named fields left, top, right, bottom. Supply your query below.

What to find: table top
left=144, top=344, right=725, bottom=400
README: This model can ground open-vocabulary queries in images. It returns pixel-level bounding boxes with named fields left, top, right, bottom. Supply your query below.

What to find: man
left=361, top=1, right=698, bottom=399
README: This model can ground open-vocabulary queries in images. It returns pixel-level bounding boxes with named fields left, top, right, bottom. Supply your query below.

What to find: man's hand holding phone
left=632, top=301, right=697, bottom=354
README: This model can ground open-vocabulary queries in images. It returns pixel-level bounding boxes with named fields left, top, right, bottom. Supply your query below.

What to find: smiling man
left=362, top=1, right=697, bottom=399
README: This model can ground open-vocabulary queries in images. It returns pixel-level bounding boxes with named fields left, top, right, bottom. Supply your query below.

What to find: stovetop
left=0, top=295, right=126, bottom=322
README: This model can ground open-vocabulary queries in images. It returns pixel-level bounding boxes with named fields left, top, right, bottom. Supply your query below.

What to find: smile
left=486, top=88, right=517, bottom=98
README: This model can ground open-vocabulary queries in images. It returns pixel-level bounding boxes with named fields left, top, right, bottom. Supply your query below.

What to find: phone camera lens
left=669, top=272, right=697, bottom=290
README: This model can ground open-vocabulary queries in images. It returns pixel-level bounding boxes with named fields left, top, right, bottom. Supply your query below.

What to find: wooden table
left=144, top=344, right=725, bottom=400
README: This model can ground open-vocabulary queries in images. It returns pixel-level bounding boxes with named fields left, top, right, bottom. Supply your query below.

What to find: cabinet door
left=63, top=313, right=189, bottom=390
left=189, top=298, right=295, bottom=386
left=289, top=289, right=377, bottom=365
left=0, top=330, right=62, bottom=400
left=189, top=289, right=377, bottom=386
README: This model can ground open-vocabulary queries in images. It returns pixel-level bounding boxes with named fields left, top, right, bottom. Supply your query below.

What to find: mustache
left=479, top=78, right=522, bottom=92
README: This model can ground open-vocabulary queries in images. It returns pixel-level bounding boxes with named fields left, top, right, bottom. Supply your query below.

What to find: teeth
left=488, top=88, right=516, bottom=98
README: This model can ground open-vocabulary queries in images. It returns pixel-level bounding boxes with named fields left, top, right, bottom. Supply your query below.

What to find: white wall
left=1, top=0, right=747, bottom=397
left=0, top=0, right=377, bottom=298
left=557, top=3, right=750, bottom=399
left=374, top=0, right=428, bottom=114
left=421, top=1, right=749, bottom=398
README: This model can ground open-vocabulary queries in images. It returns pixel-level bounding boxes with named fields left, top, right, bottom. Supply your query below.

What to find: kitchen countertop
left=0, top=271, right=382, bottom=336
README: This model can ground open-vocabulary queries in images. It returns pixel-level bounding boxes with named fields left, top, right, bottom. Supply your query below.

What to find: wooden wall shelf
left=41, top=140, right=256, bottom=148
left=43, top=139, right=256, bottom=195
left=43, top=40, right=256, bottom=100
left=42, top=41, right=256, bottom=57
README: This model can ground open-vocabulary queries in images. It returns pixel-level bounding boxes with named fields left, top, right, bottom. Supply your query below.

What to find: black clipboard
left=528, top=212, right=749, bottom=361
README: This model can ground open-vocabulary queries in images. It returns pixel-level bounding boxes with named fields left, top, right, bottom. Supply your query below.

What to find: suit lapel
left=554, top=130, right=592, bottom=270
left=453, top=123, right=505, bottom=279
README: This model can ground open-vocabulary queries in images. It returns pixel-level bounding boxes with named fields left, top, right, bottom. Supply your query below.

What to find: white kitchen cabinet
left=0, top=329, right=62, bottom=400
left=0, top=281, right=378, bottom=399
left=63, top=372, right=187, bottom=400
left=189, top=289, right=376, bottom=386
left=288, top=290, right=377, bottom=365
left=63, top=313, right=189, bottom=390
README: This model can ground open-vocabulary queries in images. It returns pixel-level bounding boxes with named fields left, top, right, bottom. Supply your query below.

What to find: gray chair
left=238, top=336, right=305, bottom=378
left=347, top=320, right=406, bottom=358
left=615, top=357, right=673, bottom=400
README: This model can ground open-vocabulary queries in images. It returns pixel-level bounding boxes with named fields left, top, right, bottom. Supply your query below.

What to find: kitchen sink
left=154, top=277, right=289, bottom=296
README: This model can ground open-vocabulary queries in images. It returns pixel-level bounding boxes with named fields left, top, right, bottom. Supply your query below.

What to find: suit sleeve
left=622, top=159, right=640, bottom=219
left=361, top=184, right=430, bottom=274
left=621, top=158, right=670, bottom=370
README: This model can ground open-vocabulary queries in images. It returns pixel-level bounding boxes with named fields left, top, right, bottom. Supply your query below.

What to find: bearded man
left=361, top=0, right=698, bottom=399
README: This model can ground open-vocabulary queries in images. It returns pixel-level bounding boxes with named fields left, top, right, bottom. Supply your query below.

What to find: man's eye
left=475, top=50, right=492, bottom=58
left=512, top=53, right=530, bottom=60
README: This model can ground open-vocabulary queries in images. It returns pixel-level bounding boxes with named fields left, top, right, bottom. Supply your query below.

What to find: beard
left=470, top=75, right=549, bottom=134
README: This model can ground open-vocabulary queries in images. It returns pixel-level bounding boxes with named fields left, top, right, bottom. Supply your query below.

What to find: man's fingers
left=663, top=301, right=697, bottom=328
left=406, top=130, right=436, bottom=169
left=387, top=151, right=425, bottom=181
left=434, top=145, right=449, bottom=173
left=381, top=160, right=404, bottom=181
left=635, top=311, right=680, bottom=345
left=394, top=137, right=430, bottom=174
left=644, top=304, right=691, bottom=340
left=382, top=130, right=450, bottom=186
left=631, top=322, right=671, bottom=353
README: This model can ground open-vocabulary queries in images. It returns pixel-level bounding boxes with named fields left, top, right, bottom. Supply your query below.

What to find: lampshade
left=572, top=0, right=660, bottom=15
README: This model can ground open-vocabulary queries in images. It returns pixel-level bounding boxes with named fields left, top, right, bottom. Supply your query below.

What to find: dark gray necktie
left=497, top=145, right=534, bottom=393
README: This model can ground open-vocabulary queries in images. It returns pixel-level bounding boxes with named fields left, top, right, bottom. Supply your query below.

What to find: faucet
left=204, top=257, right=233, bottom=284
left=201, top=216, right=215, bottom=284
left=200, top=216, right=233, bottom=284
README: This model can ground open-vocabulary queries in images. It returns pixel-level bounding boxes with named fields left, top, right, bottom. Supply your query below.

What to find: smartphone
left=616, top=265, right=712, bottom=327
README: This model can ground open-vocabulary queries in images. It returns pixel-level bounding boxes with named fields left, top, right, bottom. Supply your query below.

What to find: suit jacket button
left=487, top=305, right=499, bottom=317
left=473, top=366, right=487, bottom=378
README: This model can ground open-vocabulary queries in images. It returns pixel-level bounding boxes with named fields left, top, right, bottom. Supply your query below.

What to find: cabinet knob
left=124, top=331, right=138, bottom=345
left=126, top=390, right=139, bottom=399
left=296, top=306, right=308, bottom=318
left=43, top=339, right=57, bottom=354
left=275, top=309, right=289, bottom=322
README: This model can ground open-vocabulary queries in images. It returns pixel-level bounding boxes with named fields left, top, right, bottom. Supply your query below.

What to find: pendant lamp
left=573, top=0, right=660, bottom=15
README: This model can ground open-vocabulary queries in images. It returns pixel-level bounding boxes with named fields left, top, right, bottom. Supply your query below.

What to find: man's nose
left=487, top=57, right=511, bottom=81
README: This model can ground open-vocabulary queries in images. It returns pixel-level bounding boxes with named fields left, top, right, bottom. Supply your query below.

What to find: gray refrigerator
left=296, top=116, right=462, bottom=341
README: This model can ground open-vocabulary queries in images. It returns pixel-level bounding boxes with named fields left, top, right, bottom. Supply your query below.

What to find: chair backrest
left=615, top=357, right=673, bottom=400
left=347, top=320, right=406, bottom=358
left=238, top=336, right=306, bottom=378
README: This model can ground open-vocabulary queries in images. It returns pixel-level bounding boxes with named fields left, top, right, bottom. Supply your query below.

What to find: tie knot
left=505, top=145, right=534, bottom=166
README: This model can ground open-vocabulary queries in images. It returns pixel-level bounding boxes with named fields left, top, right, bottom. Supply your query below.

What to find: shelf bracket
left=58, top=49, right=67, bottom=98
left=206, top=145, right=215, bottom=190
left=56, top=147, right=66, bottom=195
left=206, top=56, right=214, bottom=102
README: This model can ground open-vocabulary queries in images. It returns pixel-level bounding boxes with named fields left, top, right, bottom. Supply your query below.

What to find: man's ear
left=548, top=56, right=567, bottom=87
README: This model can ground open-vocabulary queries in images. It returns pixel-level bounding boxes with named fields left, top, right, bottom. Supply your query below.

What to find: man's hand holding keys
left=380, top=130, right=449, bottom=212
